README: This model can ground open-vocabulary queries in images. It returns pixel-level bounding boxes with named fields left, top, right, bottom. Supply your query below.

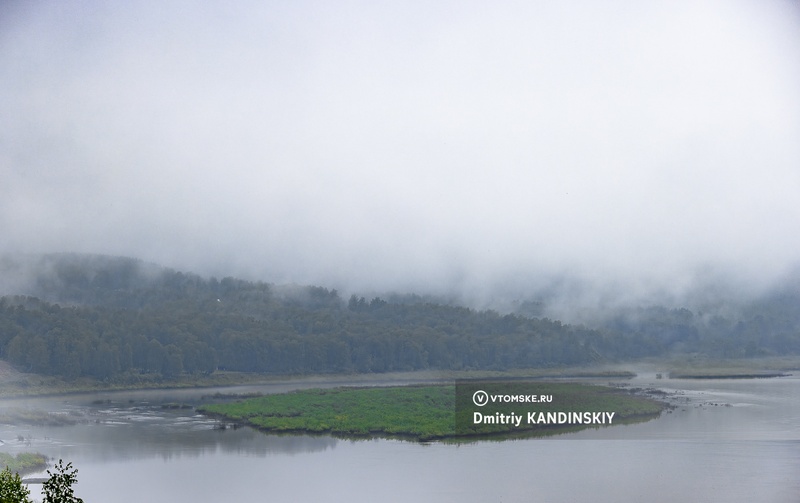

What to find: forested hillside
left=0, top=254, right=798, bottom=380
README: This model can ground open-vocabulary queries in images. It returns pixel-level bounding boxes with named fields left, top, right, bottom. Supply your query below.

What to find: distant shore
left=668, top=371, right=791, bottom=379
left=0, top=356, right=797, bottom=398
left=0, top=359, right=638, bottom=398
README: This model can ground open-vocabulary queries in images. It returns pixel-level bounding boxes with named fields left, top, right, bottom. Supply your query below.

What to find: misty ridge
left=0, top=252, right=798, bottom=381
left=1, top=2, right=798, bottom=379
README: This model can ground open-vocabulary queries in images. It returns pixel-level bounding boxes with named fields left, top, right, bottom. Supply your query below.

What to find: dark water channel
left=1, top=374, right=798, bottom=502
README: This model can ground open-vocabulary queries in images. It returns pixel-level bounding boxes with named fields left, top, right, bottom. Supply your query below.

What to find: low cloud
left=1, top=0, right=799, bottom=311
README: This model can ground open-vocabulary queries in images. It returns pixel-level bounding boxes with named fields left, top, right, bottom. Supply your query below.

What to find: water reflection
left=0, top=375, right=797, bottom=503
left=1, top=406, right=339, bottom=463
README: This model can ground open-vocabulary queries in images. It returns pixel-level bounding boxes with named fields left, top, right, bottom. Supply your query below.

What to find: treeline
left=600, top=292, right=800, bottom=359
left=0, top=254, right=798, bottom=381
left=0, top=294, right=603, bottom=379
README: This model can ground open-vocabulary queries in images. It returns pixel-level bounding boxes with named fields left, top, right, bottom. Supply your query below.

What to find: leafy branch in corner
left=42, top=459, right=83, bottom=503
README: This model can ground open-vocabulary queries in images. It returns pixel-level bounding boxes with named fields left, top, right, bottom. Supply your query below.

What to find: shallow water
left=1, top=374, right=797, bottom=502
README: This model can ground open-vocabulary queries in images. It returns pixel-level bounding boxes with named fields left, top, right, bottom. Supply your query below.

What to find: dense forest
left=0, top=254, right=798, bottom=380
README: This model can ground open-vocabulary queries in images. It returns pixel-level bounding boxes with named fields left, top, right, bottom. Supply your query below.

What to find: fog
left=1, top=0, right=799, bottom=311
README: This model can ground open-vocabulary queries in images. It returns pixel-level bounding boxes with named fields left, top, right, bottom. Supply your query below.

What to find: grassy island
left=0, top=452, right=48, bottom=475
left=198, top=382, right=667, bottom=441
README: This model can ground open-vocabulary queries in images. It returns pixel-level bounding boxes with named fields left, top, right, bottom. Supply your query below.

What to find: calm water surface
left=1, top=374, right=798, bottom=502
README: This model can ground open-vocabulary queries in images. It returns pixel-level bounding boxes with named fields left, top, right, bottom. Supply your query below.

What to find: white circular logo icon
left=472, top=390, right=489, bottom=407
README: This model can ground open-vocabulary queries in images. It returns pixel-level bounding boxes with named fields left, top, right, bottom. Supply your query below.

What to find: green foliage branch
left=42, top=460, right=83, bottom=503
left=0, top=466, right=32, bottom=503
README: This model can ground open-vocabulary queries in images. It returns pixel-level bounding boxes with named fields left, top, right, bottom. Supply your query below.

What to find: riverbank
left=1, top=356, right=797, bottom=398
left=198, top=382, right=668, bottom=442
left=668, top=371, right=791, bottom=379
left=659, top=355, right=799, bottom=379
left=0, top=359, right=638, bottom=398
left=0, top=360, right=281, bottom=397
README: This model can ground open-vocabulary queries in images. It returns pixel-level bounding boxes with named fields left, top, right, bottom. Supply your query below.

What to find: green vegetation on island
left=0, top=452, right=47, bottom=475
left=198, top=382, right=667, bottom=441
left=456, top=381, right=666, bottom=438
left=200, top=385, right=455, bottom=440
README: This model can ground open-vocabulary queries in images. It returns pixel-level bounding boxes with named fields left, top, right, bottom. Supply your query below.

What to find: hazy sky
left=2, top=0, right=799, bottom=304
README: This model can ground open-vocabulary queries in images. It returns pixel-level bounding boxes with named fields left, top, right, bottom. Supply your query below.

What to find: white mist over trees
left=1, top=254, right=798, bottom=380
left=1, top=1, right=799, bottom=305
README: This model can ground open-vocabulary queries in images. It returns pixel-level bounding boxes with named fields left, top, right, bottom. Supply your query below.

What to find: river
left=1, top=373, right=798, bottom=502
